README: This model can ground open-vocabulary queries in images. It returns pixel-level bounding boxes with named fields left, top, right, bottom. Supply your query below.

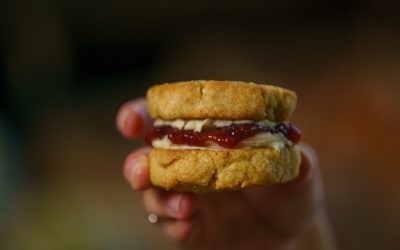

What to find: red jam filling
left=146, top=123, right=301, bottom=149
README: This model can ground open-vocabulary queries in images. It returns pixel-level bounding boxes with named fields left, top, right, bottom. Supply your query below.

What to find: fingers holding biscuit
left=116, top=98, right=152, bottom=138
left=278, top=143, right=324, bottom=206
left=123, top=147, right=151, bottom=190
left=143, top=189, right=197, bottom=220
left=124, top=147, right=200, bottom=243
left=292, top=143, right=318, bottom=185
left=243, top=144, right=323, bottom=238
left=142, top=189, right=198, bottom=244
left=162, top=217, right=198, bottom=244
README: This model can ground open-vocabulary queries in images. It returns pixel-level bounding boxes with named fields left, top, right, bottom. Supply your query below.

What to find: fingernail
left=168, top=195, right=182, bottom=215
left=135, top=102, right=152, bottom=130
left=123, top=111, right=136, bottom=135
left=127, top=155, right=147, bottom=188
left=117, top=108, right=129, bottom=132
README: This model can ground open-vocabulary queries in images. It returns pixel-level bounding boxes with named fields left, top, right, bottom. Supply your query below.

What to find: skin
left=116, top=98, right=335, bottom=250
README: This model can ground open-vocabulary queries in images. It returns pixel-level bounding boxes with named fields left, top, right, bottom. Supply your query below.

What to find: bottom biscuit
left=149, top=147, right=301, bottom=192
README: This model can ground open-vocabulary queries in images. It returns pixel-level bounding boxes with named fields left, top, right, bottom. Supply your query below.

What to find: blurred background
left=1, top=0, right=400, bottom=249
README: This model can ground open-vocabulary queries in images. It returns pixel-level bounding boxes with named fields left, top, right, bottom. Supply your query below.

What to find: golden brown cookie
left=146, top=80, right=297, bottom=121
left=149, top=146, right=301, bottom=192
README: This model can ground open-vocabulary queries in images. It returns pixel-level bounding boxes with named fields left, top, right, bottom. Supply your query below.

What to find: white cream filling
left=152, top=119, right=291, bottom=150
left=154, top=119, right=276, bottom=132
left=151, top=133, right=289, bottom=150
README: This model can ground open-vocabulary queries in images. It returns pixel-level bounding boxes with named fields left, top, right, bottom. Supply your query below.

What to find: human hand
left=116, top=98, right=334, bottom=250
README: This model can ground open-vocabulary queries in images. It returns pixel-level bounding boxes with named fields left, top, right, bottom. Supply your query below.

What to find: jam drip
left=147, top=123, right=301, bottom=149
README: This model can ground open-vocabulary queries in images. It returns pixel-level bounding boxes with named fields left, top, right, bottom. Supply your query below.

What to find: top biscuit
left=146, top=80, right=297, bottom=121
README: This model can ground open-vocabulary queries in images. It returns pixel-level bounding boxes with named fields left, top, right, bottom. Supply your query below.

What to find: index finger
left=116, top=98, right=153, bottom=138
left=123, top=147, right=152, bottom=190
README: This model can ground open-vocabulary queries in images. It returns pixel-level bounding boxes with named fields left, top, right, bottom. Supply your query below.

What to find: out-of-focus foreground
left=1, top=1, right=400, bottom=249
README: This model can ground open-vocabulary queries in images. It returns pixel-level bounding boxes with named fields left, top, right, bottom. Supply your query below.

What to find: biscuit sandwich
left=146, top=80, right=301, bottom=192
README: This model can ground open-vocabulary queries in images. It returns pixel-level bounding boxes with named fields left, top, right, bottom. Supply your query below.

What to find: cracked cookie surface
left=146, top=80, right=297, bottom=121
left=149, top=147, right=301, bottom=192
